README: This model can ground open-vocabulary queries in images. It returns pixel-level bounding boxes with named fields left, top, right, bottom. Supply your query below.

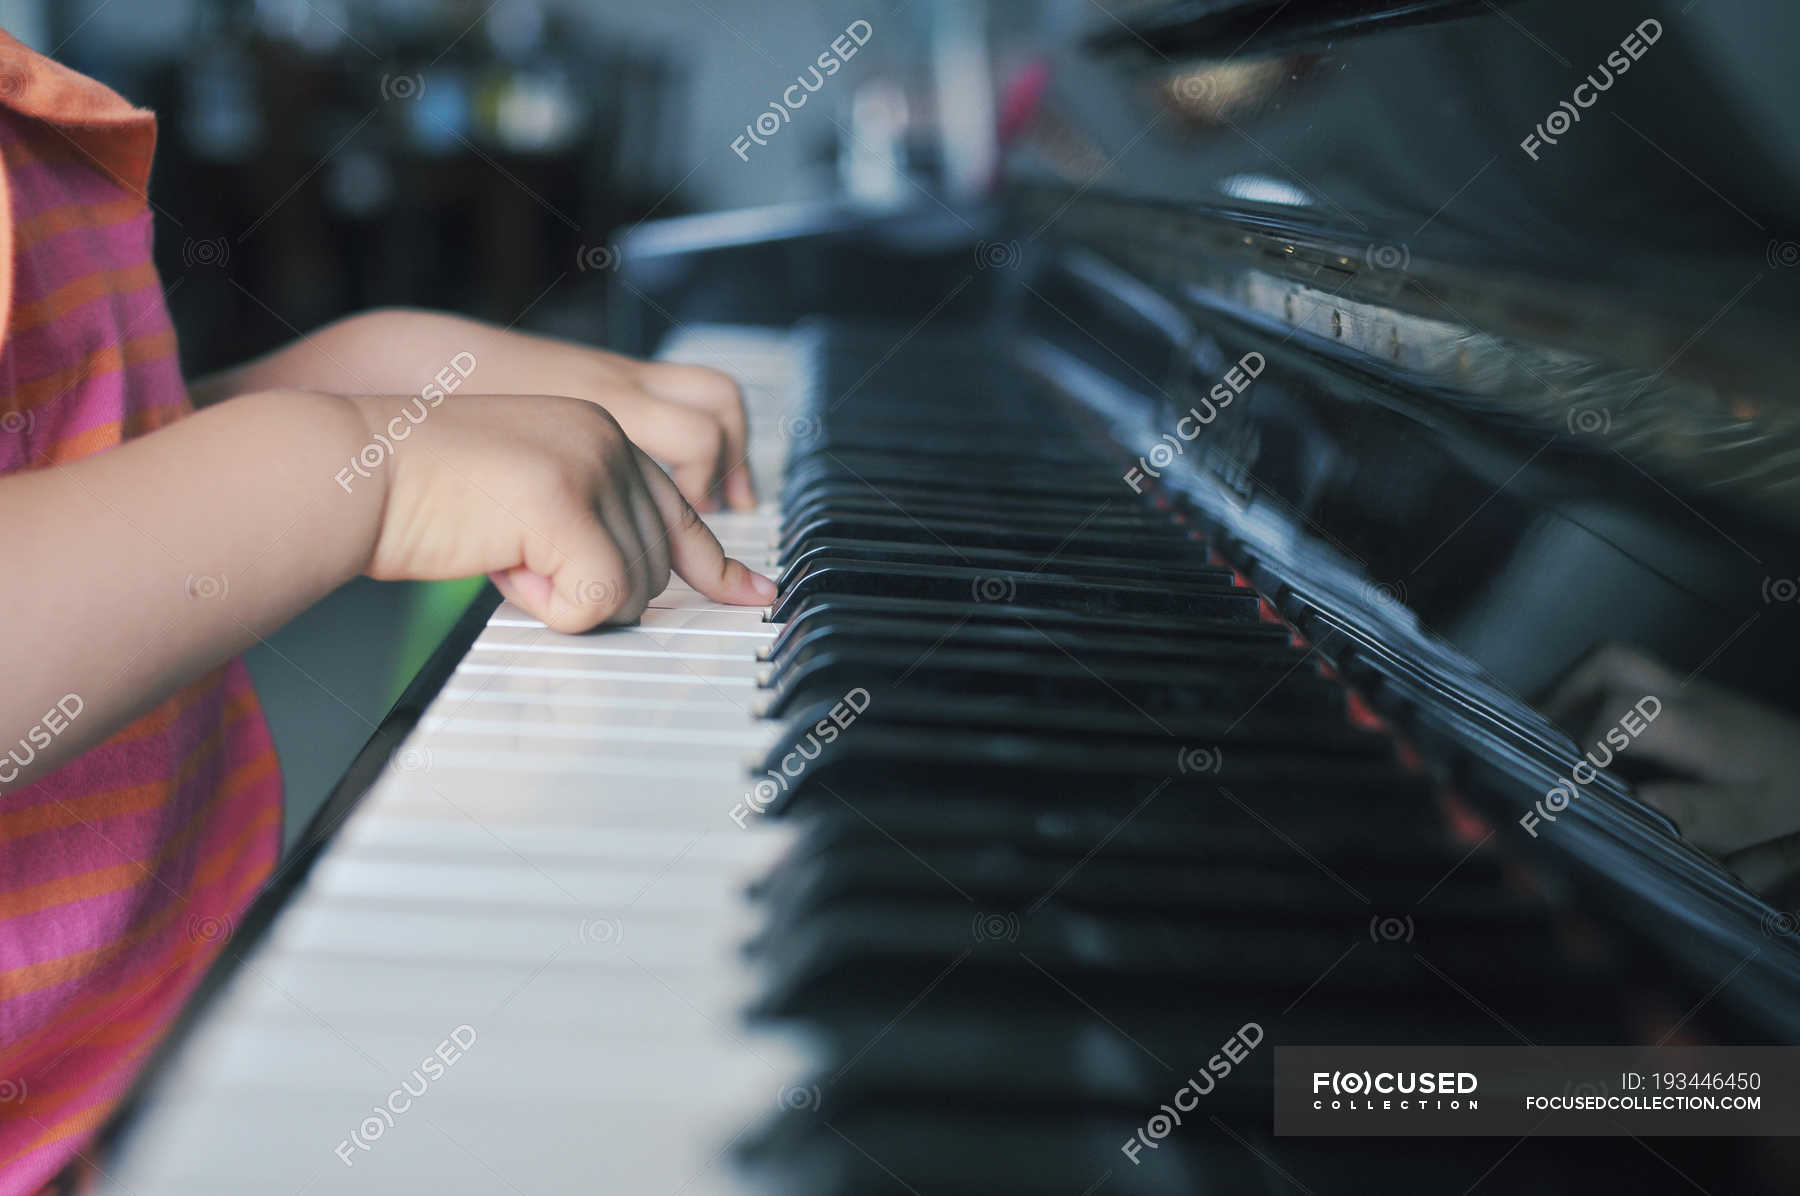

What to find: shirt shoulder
left=0, top=30, right=158, bottom=358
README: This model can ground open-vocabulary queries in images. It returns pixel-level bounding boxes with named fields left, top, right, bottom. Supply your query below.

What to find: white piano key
left=372, top=768, right=771, bottom=821
left=455, top=648, right=760, bottom=680
left=105, top=1093, right=780, bottom=1196
left=433, top=687, right=747, bottom=715
left=449, top=662, right=759, bottom=688
left=387, top=750, right=759, bottom=779
left=485, top=609, right=776, bottom=636
left=335, top=814, right=791, bottom=869
left=209, top=954, right=753, bottom=1033
left=371, top=792, right=769, bottom=835
left=464, top=638, right=753, bottom=664
left=417, top=716, right=770, bottom=751
left=645, top=590, right=767, bottom=614
left=266, top=904, right=768, bottom=985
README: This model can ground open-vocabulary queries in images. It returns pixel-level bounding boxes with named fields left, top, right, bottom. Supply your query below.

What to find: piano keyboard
left=104, top=327, right=809, bottom=1195
left=106, top=321, right=1732, bottom=1194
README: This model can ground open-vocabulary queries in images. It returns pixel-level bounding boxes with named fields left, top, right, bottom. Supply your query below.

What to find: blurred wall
left=49, top=0, right=913, bottom=212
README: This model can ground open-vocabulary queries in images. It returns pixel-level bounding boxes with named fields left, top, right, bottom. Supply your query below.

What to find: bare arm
left=1, top=389, right=771, bottom=794
left=189, top=309, right=757, bottom=510
left=1, top=390, right=381, bottom=788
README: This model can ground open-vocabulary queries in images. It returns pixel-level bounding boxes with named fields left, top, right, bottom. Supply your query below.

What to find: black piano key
left=750, top=842, right=1544, bottom=932
left=767, top=558, right=1263, bottom=623
left=777, top=511, right=1200, bottom=559
left=767, top=593, right=1291, bottom=654
left=757, top=649, right=1343, bottom=722
left=780, top=489, right=1169, bottom=535
left=779, top=785, right=1460, bottom=868
left=744, top=900, right=1614, bottom=1021
left=775, top=537, right=1231, bottom=586
left=762, top=689, right=1383, bottom=757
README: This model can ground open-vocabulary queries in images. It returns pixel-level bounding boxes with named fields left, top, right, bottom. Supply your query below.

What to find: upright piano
left=102, top=0, right=1800, bottom=1191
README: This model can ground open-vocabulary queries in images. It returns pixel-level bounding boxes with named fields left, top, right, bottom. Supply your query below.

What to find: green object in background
left=248, top=574, right=494, bottom=850
left=389, top=576, right=490, bottom=708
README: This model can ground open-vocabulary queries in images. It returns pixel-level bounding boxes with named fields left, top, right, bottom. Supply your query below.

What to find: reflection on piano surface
left=106, top=0, right=1800, bottom=1191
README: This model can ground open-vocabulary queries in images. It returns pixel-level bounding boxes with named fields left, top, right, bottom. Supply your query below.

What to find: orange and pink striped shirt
left=0, top=32, right=283, bottom=1194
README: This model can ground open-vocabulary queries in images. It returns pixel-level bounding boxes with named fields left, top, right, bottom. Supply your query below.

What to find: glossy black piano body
left=604, top=1, right=1800, bottom=1191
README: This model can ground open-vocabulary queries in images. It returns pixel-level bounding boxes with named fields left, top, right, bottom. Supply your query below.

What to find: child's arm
left=1, top=389, right=771, bottom=792
left=188, top=310, right=756, bottom=512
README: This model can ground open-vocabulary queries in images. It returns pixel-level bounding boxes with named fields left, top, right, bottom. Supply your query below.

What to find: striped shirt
left=0, top=33, right=282, bottom=1194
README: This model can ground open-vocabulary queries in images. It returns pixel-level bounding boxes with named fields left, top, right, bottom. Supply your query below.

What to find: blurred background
left=0, top=0, right=983, bottom=841
left=11, top=0, right=950, bottom=371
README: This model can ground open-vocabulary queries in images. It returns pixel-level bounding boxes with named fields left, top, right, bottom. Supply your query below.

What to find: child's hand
left=1543, top=643, right=1800, bottom=893
left=579, top=357, right=757, bottom=514
left=348, top=393, right=774, bottom=630
left=190, top=312, right=760, bottom=513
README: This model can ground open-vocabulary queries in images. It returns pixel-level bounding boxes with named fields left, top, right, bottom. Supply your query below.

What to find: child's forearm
left=1, top=390, right=384, bottom=790
left=187, top=309, right=623, bottom=408
left=189, top=309, right=757, bottom=511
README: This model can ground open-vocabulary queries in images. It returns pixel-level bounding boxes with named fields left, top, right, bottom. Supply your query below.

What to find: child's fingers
left=510, top=500, right=643, bottom=632
left=620, top=472, right=673, bottom=596
left=1724, top=831, right=1800, bottom=896
left=631, top=445, right=775, bottom=606
left=1540, top=642, right=1677, bottom=729
left=635, top=362, right=757, bottom=510
left=720, top=455, right=757, bottom=513
left=1641, top=780, right=1800, bottom=857
left=619, top=396, right=728, bottom=511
